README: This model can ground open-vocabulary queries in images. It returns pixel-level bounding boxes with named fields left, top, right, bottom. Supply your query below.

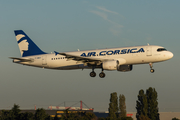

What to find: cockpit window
left=157, top=48, right=167, bottom=52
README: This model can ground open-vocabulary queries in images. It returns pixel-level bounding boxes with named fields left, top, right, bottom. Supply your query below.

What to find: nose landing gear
left=149, top=63, right=155, bottom=73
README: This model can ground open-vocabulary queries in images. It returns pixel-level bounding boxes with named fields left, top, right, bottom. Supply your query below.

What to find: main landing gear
left=149, top=63, right=155, bottom=73
left=90, top=71, right=105, bottom=78
left=90, top=67, right=106, bottom=78
left=90, top=71, right=96, bottom=77
left=99, top=72, right=105, bottom=78
left=90, top=66, right=96, bottom=77
left=99, top=68, right=105, bottom=78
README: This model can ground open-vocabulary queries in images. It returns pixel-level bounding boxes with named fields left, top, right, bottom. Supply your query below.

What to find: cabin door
left=146, top=46, right=152, bottom=56
left=42, top=56, right=47, bottom=65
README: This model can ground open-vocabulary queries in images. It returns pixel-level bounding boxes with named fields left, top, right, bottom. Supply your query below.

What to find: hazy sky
left=0, top=1, right=179, bottom=112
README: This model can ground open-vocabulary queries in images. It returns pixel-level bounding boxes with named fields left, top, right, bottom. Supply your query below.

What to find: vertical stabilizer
left=14, top=30, right=46, bottom=57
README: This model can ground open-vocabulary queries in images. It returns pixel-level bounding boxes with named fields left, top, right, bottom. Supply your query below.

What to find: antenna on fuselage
left=78, top=49, right=80, bottom=51
left=147, top=43, right=149, bottom=46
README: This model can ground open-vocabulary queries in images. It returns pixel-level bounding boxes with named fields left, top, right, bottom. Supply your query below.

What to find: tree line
left=105, top=87, right=160, bottom=120
left=0, top=104, right=96, bottom=120
left=0, top=104, right=51, bottom=120
left=1, top=87, right=178, bottom=120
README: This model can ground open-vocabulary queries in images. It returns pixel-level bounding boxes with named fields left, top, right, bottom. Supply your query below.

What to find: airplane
left=10, top=30, right=174, bottom=78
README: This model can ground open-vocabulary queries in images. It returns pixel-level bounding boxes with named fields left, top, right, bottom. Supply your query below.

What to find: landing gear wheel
left=149, top=63, right=155, bottom=73
left=99, top=72, right=105, bottom=78
left=90, top=71, right=96, bottom=77
left=150, top=69, right=155, bottom=73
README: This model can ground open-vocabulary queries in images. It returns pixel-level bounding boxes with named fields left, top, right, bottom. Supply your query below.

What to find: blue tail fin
left=14, top=30, right=46, bottom=57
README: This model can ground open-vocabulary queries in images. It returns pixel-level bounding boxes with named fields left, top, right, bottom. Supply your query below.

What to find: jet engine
left=102, top=59, right=127, bottom=71
left=117, top=65, right=133, bottom=72
left=102, top=60, right=118, bottom=70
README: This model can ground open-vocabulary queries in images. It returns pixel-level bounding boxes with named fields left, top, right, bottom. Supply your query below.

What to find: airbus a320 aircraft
left=10, top=30, right=173, bottom=78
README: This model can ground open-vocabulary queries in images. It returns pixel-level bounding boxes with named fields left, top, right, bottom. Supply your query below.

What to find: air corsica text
left=80, top=48, right=145, bottom=57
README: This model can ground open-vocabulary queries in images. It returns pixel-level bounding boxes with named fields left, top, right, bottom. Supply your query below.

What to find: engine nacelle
left=102, top=60, right=118, bottom=70
left=117, top=65, right=133, bottom=72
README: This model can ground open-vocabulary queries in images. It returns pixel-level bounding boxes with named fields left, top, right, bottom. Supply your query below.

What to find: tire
left=150, top=69, right=155, bottom=73
left=99, top=72, right=105, bottom=78
left=90, top=71, right=96, bottom=77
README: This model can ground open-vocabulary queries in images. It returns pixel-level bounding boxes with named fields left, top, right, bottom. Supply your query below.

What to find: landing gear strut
left=99, top=72, right=105, bottom=78
left=149, top=63, right=155, bottom=73
left=99, top=68, right=105, bottom=78
left=90, top=66, right=96, bottom=77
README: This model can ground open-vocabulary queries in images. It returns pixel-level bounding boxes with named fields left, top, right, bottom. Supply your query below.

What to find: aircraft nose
left=168, top=52, right=174, bottom=59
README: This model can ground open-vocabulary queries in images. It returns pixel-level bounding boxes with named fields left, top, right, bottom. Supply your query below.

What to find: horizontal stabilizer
left=9, top=57, right=33, bottom=62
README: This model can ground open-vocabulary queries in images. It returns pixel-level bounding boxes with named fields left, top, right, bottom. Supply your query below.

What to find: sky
left=0, top=0, right=180, bottom=112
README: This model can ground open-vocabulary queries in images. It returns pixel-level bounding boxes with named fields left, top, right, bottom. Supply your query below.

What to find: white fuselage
left=13, top=45, right=173, bottom=70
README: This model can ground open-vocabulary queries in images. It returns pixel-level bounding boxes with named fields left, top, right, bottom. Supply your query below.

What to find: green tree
left=68, top=111, right=81, bottom=120
left=34, top=108, right=50, bottom=120
left=0, top=110, right=13, bottom=120
left=136, top=87, right=159, bottom=120
left=136, top=90, right=148, bottom=120
left=139, top=115, right=151, bottom=120
left=98, top=117, right=106, bottom=120
left=108, top=92, right=118, bottom=120
left=172, top=118, right=179, bottom=120
left=120, top=117, right=133, bottom=120
left=82, top=112, right=96, bottom=120
left=54, top=113, right=59, bottom=120
left=146, top=87, right=159, bottom=120
left=119, top=94, right=126, bottom=118
left=60, top=109, right=86, bottom=120
left=11, top=104, right=21, bottom=120
left=19, top=112, right=34, bottom=120
left=60, top=108, right=71, bottom=119
left=0, top=104, right=22, bottom=120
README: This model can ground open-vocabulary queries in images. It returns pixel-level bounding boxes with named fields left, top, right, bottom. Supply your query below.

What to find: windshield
left=157, top=48, right=167, bottom=52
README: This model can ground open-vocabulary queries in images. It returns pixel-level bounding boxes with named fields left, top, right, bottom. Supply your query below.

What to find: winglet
left=54, top=51, right=59, bottom=56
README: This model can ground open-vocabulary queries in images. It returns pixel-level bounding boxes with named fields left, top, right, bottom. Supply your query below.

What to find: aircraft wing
left=9, top=57, right=33, bottom=62
left=56, top=52, right=113, bottom=64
